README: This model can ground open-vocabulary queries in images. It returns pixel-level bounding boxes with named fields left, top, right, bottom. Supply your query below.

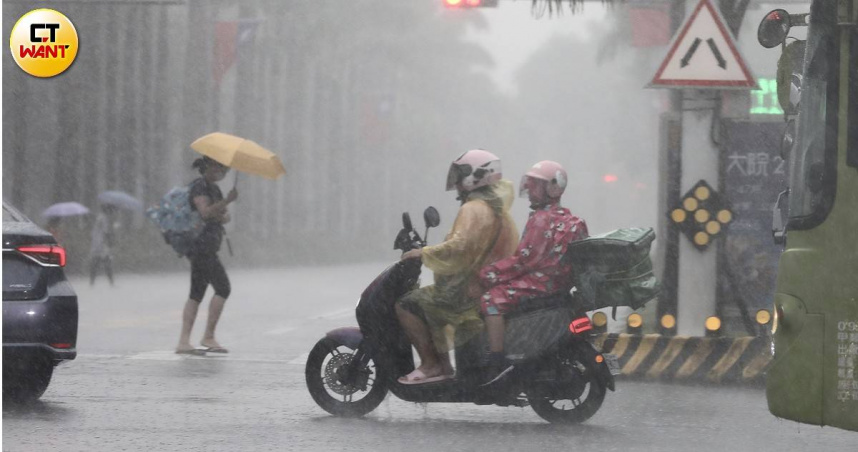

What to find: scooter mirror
left=423, top=207, right=440, bottom=228
left=758, top=9, right=791, bottom=48
left=402, top=212, right=413, bottom=231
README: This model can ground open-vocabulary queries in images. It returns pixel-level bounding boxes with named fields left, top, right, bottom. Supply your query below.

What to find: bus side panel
left=826, top=310, right=858, bottom=431
left=767, top=293, right=825, bottom=425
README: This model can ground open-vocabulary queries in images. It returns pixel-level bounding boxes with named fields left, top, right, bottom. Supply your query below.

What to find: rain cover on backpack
left=145, top=185, right=203, bottom=257
left=564, top=228, right=660, bottom=314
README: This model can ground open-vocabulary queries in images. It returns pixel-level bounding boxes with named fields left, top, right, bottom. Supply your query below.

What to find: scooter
left=305, top=207, right=618, bottom=424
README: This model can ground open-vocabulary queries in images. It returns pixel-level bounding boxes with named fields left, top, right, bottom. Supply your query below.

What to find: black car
left=2, top=201, right=78, bottom=402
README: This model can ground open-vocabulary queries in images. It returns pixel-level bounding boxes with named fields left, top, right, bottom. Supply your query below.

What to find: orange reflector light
left=627, top=313, right=643, bottom=328
left=661, top=314, right=676, bottom=329
left=595, top=355, right=604, bottom=363
left=705, top=316, right=722, bottom=332
left=569, top=317, right=593, bottom=334
left=591, top=311, right=608, bottom=328
left=756, top=309, right=771, bottom=325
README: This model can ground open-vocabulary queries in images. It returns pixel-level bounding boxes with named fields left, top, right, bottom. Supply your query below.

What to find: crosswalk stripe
left=77, top=352, right=303, bottom=364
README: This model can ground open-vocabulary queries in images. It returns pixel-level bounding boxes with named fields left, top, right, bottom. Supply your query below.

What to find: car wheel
left=3, top=357, right=54, bottom=404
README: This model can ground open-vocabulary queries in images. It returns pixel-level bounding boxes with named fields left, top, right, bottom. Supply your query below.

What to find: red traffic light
left=443, top=0, right=498, bottom=7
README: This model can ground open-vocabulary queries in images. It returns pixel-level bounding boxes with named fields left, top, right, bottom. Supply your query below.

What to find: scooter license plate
left=603, top=353, right=621, bottom=375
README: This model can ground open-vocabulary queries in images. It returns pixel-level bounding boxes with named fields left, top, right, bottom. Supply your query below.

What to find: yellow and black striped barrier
left=593, top=333, right=772, bottom=385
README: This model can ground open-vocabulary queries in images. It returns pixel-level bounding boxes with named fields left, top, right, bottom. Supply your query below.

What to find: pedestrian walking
left=89, top=204, right=118, bottom=286
left=175, top=156, right=238, bottom=355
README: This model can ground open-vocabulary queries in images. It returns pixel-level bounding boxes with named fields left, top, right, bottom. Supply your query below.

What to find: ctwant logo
left=10, top=9, right=78, bottom=77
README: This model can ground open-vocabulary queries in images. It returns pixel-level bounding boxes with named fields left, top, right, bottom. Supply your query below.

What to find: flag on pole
left=213, top=19, right=261, bottom=87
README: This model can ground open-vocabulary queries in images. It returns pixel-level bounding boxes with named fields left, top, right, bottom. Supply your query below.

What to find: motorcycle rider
left=396, top=150, right=519, bottom=385
left=478, top=160, right=588, bottom=385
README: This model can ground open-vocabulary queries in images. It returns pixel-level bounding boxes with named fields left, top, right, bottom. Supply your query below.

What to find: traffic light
left=443, top=0, right=499, bottom=8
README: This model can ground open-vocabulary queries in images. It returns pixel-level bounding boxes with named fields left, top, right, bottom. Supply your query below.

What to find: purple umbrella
left=42, top=202, right=90, bottom=218
left=98, top=191, right=143, bottom=212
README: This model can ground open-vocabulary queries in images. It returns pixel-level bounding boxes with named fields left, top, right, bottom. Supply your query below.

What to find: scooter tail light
left=17, top=245, right=66, bottom=267
left=569, top=317, right=593, bottom=334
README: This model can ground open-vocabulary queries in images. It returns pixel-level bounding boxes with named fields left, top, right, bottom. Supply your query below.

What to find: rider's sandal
left=397, top=369, right=452, bottom=385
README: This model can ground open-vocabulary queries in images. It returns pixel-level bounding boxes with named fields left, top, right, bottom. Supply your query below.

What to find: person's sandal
left=397, top=369, right=452, bottom=385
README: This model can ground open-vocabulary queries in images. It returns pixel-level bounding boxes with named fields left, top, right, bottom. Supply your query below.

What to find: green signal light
left=750, top=78, right=784, bottom=115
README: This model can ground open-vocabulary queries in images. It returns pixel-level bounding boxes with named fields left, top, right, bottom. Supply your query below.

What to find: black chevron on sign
left=680, top=38, right=702, bottom=68
left=706, top=38, right=727, bottom=69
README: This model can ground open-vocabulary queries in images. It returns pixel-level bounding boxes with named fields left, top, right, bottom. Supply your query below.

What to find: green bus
left=758, top=0, right=858, bottom=432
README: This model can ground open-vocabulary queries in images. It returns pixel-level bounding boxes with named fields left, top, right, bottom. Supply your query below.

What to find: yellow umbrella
left=190, top=132, right=285, bottom=180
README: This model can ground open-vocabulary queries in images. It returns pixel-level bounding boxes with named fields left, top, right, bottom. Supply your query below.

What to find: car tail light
left=50, top=343, right=72, bottom=349
left=569, top=317, right=593, bottom=334
left=17, top=245, right=66, bottom=267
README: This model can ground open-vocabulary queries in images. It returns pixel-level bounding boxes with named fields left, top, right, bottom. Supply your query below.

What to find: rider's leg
left=480, top=292, right=514, bottom=386
left=396, top=303, right=443, bottom=373
left=485, top=314, right=505, bottom=353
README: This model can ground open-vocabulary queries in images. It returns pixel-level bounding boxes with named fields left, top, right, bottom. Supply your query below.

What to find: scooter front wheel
left=305, top=337, right=388, bottom=417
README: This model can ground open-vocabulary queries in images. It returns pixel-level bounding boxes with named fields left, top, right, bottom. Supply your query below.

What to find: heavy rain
left=2, top=0, right=857, bottom=450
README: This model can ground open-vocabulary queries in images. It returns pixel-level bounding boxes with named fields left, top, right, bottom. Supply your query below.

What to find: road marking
left=128, top=350, right=186, bottom=361
left=78, top=352, right=296, bottom=364
left=75, top=353, right=127, bottom=360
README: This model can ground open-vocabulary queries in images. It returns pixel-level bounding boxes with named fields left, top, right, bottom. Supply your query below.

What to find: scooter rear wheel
left=527, top=359, right=606, bottom=424
left=305, top=337, right=388, bottom=417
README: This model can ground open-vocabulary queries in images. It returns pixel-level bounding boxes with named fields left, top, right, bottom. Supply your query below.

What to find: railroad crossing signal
left=669, top=180, right=733, bottom=251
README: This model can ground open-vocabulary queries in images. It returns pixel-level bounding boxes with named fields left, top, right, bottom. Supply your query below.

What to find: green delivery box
left=564, top=227, right=660, bottom=313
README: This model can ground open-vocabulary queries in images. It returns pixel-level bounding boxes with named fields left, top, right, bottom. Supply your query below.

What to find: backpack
left=563, top=227, right=660, bottom=317
left=145, top=183, right=203, bottom=257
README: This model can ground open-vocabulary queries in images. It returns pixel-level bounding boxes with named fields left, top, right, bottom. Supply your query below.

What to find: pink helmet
left=520, top=160, right=567, bottom=200
left=445, top=149, right=502, bottom=192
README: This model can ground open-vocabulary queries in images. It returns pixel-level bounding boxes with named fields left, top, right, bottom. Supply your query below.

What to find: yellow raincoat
left=399, top=180, right=519, bottom=351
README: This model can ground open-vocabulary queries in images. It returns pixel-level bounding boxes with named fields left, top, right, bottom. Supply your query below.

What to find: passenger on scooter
left=478, top=160, right=588, bottom=385
left=396, top=149, right=520, bottom=385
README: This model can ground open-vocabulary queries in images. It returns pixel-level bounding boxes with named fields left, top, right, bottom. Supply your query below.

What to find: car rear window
left=2, top=253, right=42, bottom=295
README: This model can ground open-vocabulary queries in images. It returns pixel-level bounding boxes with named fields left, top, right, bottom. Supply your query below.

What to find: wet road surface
left=3, top=264, right=855, bottom=451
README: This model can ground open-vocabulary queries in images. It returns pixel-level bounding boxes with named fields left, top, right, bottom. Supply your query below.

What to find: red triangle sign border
left=650, top=0, right=757, bottom=89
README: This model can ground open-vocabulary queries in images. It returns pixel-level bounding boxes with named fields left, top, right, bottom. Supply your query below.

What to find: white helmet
left=445, top=149, right=502, bottom=192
